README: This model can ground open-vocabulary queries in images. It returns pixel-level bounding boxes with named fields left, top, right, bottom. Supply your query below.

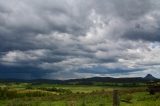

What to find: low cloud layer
left=0, top=0, right=160, bottom=79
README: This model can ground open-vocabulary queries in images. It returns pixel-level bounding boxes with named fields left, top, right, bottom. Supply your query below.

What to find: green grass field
left=0, top=82, right=160, bottom=106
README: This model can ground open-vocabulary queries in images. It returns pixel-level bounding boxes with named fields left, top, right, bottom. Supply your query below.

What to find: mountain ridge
left=0, top=74, right=159, bottom=84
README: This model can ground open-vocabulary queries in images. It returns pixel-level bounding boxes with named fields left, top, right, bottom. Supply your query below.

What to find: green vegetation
left=0, top=82, right=159, bottom=106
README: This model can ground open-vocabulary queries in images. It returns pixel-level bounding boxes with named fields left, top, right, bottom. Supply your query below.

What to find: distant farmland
left=0, top=80, right=160, bottom=106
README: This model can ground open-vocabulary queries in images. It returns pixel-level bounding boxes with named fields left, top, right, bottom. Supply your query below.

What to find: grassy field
left=0, top=82, right=160, bottom=106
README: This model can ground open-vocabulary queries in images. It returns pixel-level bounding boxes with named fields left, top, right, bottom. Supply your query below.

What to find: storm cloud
left=0, top=0, right=160, bottom=79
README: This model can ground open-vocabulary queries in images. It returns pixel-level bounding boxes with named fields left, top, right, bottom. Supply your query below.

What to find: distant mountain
left=0, top=74, right=159, bottom=84
left=144, top=74, right=157, bottom=80
left=65, top=77, right=145, bottom=84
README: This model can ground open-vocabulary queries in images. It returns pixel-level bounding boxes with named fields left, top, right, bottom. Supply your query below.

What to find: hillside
left=0, top=74, right=159, bottom=85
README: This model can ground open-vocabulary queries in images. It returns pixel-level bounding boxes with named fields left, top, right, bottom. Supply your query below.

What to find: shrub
left=39, top=87, right=72, bottom=94
left=121, top=94, right=133, bottom=103
left=0, top=87, right=17, bottom=99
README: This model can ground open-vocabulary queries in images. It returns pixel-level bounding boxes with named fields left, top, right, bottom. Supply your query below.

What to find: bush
left=0, top=87, right=17, bottom=99
left=39, top=87, right=72, bottom=94
left=121, top=94, right=133, bottom=103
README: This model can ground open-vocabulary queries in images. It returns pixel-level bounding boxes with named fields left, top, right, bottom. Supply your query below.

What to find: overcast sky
left=0, top=0, right=160, bottom=79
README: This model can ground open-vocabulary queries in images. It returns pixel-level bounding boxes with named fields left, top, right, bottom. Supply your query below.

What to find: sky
left=0, top=0, right=160, bottom=80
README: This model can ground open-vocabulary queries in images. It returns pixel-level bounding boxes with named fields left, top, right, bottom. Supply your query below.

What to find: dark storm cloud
left=112, top=0, right=151, bottom=20
left=0, top=0, right=91, bottom=51
left=0, top=0, right=160, bottom=79
left=0, top=65, right=54, bottom=79
left=77, top=66, right=144, bottom=75
left=123, top=30, right=160, bottom=41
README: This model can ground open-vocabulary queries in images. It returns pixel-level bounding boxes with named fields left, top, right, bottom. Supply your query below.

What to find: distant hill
left=144, top=74, right=157, bottom=80
left=0, top=74, right=159, bottom=85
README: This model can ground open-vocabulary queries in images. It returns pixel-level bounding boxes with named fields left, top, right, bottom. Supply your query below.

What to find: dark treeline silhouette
left=0, top=74, right=159, bottom=86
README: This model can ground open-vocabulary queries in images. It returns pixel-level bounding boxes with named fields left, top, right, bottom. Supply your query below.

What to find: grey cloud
left=77, top=67, right=144, bottom=75
left=112, top=0, right=151, bottom=20
left=123, top=30, right=160, bottom=41
left=0, top=0, right=160, bottom=79
left=122, top=12, right=160, bottom=41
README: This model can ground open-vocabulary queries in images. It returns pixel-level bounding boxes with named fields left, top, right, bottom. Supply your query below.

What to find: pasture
left=0, top=82, right=159, bottom=106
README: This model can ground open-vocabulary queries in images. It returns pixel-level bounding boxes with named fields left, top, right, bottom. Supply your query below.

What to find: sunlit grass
left=0, top=82, right=160, bottom=106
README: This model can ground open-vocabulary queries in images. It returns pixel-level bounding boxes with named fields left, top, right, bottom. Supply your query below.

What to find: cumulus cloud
left=1, top=49, right=49, bottom=66
left=0, top=0, right=160, bottom=79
